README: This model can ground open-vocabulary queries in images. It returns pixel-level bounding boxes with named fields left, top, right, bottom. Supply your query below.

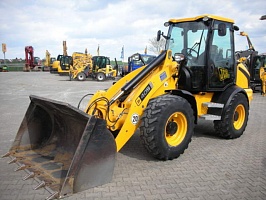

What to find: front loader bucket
left=3, top=95, right=116, bottom=199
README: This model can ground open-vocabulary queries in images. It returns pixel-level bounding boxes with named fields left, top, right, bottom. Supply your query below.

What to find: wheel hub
left=166, top=121, right=178, bottom=136
left=234, top=111, right=239, bottom=121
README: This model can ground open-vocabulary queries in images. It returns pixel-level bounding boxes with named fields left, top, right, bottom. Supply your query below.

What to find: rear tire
left=214, top=93, right=249, bottom=139
left=77, top=72, right=86, bottom=81
left=140, top=94, right=194, bottom=160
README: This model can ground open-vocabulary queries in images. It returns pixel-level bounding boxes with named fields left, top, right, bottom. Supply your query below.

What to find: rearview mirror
left=233, top=25, right=239, bottom=31
left=132, top=54, right=141, bottom=61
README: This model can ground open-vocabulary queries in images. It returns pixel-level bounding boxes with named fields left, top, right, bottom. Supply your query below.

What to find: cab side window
left=209, top=22, right=234, bottom=88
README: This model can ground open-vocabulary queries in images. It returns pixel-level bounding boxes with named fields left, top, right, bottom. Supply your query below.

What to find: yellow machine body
left=69, top=51, right=93, bottom=80
left=3, top=14, right=253, bottom=199
left=86, top=51, right=178, bottom=150
left=70, top=55, right=117, bottom=81
left=85, top=49, right=252, bottom=151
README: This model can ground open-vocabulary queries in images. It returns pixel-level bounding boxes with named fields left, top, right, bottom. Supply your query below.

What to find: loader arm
left=85, top=50, right=179, bottom=151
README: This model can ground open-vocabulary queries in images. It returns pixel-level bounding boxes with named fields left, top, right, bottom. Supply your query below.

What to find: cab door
left=207, top=21, right=235, bottom=91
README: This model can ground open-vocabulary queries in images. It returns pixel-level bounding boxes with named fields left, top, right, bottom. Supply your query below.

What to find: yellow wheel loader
left=2, top=15, right=253, bottom=199
left=70, top=56, right=117, bottom=81
left=91, top=56, right=117, bottom=81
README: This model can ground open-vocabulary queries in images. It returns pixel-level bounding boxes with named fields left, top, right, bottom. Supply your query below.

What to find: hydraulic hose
left=109, top=50, right=167, bottom=105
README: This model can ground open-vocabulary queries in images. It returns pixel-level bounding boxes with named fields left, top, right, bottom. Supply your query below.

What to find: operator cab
left=92, top=56, right=110, bottom=71
left=59, top=55, right=73, bottom=70
left=159, top=15, right=239, bottom=92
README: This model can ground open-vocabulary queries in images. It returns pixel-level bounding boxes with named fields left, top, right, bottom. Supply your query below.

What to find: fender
left=210, top=85, right=249, bottom=120
left=166, top=89, right=198, bottom=124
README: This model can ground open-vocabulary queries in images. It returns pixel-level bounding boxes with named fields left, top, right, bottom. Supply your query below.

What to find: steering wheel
left=183, top=48, right=198, bottom=57
left=182, top=48, right=198, bottom=66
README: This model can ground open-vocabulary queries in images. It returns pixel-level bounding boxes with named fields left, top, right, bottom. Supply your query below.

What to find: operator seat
left=210, top=45, right=219, bottom=61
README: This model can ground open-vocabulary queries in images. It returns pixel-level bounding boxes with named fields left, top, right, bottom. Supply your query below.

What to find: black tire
left=77, top=72, right=86, bottom=81
left=50, top=68, right=56, bottom=74
left=214, top=93, right=249, bottom=139
left=96, top=72, right=106, bottom=81
left=139, top=94, right=194, bottom=160
left=69, top=72, right=73, bottom=81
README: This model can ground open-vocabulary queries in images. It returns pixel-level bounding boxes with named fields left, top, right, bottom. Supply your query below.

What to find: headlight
left=174, top=53, right=185, bottom=62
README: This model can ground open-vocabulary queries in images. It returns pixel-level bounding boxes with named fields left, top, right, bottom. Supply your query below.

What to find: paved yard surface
left=0, top=72, right=265, bottom=200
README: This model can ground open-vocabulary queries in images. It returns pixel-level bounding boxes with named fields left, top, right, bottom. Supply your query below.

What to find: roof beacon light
left=203, top=16, right=209, bottom=21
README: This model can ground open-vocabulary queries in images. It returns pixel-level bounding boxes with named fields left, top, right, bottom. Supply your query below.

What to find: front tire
left=96, top=72, right=106, bottom=81
left=140, top=94, right=194, bottom=160
left=214, top=93, right=249, bottom=139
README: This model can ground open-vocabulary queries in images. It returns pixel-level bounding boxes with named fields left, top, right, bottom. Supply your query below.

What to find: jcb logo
left=136, top=97, right=142, bottom=106
left=218, top=68, right=230, bottom=81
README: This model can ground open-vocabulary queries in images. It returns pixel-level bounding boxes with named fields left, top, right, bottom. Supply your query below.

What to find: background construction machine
left=255, top=53, right=266, bottom=96
left=236, top=32, right=266, bottom=94
left=43, top=50, right=56, bottom=71
left=70, top=55, right=117, bottom=81
left=258, top=15, right=266, bottom=95
left=121, top=53, right=156, bottom=76
left=51, top=41, right=72, bottom=75
left=3, top=15, right=253, bottom=199
left=24, top=46, right=42, bottom=71
left=91, top=55, right=117, bottom=81
left=236, top=32, right=260, bottom=90
left=69, top=50, right=93, bottom=81
left=250, top=53, right=266, bottom=95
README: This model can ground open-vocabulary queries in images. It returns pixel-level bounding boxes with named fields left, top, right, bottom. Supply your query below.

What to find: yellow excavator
left=44, top=50, right=56, bottom=71
left=51, top=41, right=72, bottom=75
left=2, top=15, right=253, bottom=199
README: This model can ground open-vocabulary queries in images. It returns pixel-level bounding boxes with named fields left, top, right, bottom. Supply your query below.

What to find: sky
left=0, top=0, right=265, bottom=61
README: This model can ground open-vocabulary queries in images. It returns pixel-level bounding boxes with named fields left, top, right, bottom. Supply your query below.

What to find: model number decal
left=135, top=82, right=153, bottom=106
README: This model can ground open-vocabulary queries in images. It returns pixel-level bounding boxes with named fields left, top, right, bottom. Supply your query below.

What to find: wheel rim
left=97, top=74, right=104, bottom=81
left=233, top=104, right=245, bottom=130
left=78, top=75, right=83, bottom=80
left=165, top=112, right=187, bottom=146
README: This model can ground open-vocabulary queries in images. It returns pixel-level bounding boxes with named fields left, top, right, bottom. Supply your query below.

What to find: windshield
left=166, top=21, right=209, bottom=59
left=141, top=55, right=156, bottom=64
